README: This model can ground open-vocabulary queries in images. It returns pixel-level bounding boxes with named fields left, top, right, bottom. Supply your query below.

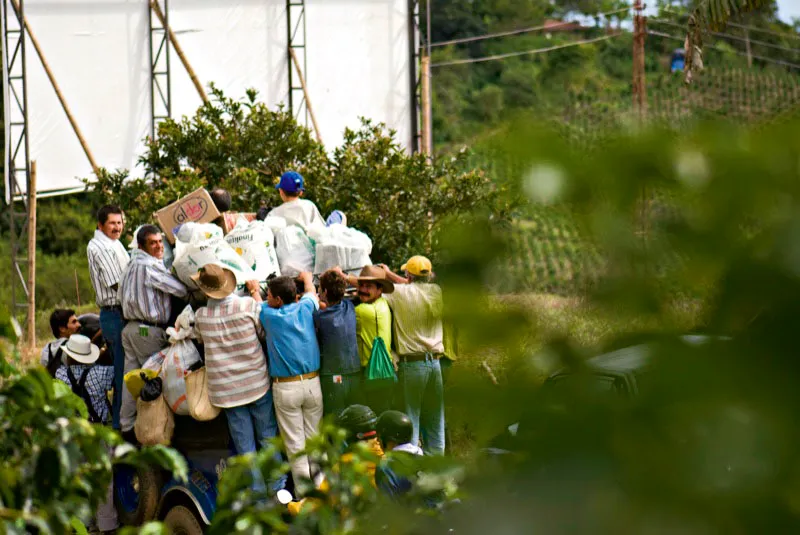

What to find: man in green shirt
left=335, top=265, right=396, bottom=415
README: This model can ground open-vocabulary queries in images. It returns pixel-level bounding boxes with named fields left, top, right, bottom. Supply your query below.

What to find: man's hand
left=245, top=280, right=263, bottom=302
left=297, top=272, right=316, bottom=295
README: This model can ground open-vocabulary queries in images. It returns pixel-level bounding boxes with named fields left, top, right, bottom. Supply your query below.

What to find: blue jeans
left=398, top=356, right=445, bottom=455
left=99, top=308, right=125, bottom=430
left=225, top=389, right=287, bottom=493
left=321, top=372, right=362, bottom=417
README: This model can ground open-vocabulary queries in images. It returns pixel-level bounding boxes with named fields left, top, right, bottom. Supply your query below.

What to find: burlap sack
left=186, top=367, right=221, bottom=421
left=134, top=395, right=175, bottom=446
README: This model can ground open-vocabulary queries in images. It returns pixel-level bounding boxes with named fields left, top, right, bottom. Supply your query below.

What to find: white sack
left=313, top=224, right=373, bottom=274
left=160, top=307, right=200, bottom=416
left=275, top=226, right=315, bottom=277
left=225, top=218, right=281, bottom=281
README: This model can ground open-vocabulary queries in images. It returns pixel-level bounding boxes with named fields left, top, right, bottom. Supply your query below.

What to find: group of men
left=46, top=173, right=451, bottom=504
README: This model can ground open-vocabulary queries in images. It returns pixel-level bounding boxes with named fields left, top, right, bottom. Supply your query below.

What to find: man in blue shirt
left=247, top=272, right=322, bottom=487
left=315, top=269, right=361, bottom=417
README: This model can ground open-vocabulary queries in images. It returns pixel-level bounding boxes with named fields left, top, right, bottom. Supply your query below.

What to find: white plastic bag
left=174, top=222, right=223, bottom=244
left=161, top=307, right=200, bottom=416
left=313, top=224, right=373, bottom=274
left=275, top=226, right=315, bottom=277
left=262, top=215, right=287, bottom=234
left=172, top=236, right=257, bottom=290
left=225, top=218, right=281, bottom=281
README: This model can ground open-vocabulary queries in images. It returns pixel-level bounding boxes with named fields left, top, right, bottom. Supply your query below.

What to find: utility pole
left=632, top=0, right=647, bottom=121
left=632, top=0, right=649, bottom=241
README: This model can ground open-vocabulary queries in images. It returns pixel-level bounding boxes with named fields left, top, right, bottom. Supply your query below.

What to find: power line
left=646, top=29, right=800, bottom=70
left=431, top=33, right=621, bottom=67
left=430, top=7, right=630, bottom=48
left=726, top=20, right=800, bottom=41
left=651, top=18, right=800, bottom=55
left=660, top=7, right=800, bottom=41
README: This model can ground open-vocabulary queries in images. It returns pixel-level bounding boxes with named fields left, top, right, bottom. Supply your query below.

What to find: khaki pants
left=120, top=322, right=168, bottom=432
left=273, top=376, right=323, bottom=484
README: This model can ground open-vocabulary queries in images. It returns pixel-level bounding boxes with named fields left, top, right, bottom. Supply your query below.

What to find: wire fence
left=479, top=66, right=800, bottom=294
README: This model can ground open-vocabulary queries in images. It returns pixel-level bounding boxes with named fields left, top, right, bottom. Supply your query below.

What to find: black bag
left=140, top=373, right=164, bottom=402
left=45, top=343, right=64, bottom=378
left=65, top=366, right=111, bottom=424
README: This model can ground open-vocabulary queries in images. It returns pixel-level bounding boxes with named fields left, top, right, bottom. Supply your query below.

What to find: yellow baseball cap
left=401, top=256, right=433, bottom=277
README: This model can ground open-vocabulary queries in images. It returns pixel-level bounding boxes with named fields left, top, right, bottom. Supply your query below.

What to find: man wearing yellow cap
left=379, top=256, right=446, bottom=455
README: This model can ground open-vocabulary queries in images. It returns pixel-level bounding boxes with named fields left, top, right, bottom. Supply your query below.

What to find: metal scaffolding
left=149, top=0, right=172, bottom=141
left=3, top=0, right=32, bottom=319
left=286, top=0, right=309, bottom=128
left=407, top=0, right=422, bottom=153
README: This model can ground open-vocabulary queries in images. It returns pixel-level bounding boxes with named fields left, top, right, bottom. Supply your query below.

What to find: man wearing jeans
left=248, top=272, right=323, bottom=487
left=87, top=205, right=129, bottom=429
left=381, top=256, right=446, bottom=456
left=194, top=264, right=285, bottom=493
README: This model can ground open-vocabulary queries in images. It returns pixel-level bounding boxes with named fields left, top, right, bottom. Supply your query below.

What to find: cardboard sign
left=154, top=188, right=221, bottom=244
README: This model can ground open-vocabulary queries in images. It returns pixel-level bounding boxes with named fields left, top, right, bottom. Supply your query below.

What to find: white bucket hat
left=61, top=334, right=100, bottom=364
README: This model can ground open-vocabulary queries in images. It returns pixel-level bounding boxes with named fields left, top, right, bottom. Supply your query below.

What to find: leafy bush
left=0, top=317, right=187, bottom=534
left=85, top=88, right=509, bottom=267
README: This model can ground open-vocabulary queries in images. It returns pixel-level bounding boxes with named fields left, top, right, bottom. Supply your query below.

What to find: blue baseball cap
left=276, top=171, right=304, bottom=193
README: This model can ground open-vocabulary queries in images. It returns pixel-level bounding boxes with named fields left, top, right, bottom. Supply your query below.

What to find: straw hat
left=61, top=334, right=101, bottom=364
left=357, top=265, right=395, bottom=294
left=191, top=263, right=236, bottom=299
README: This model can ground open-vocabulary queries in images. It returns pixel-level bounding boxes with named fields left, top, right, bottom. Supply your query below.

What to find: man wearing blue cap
left=269, top=170, right=333, bottom=231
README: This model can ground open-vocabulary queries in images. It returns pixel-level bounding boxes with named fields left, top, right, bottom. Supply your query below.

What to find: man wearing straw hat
left=192, top=264, right=284, bottom=491
left=335, top=265, right=396, bottom=415
left=55, top=334, right=117, bottom=533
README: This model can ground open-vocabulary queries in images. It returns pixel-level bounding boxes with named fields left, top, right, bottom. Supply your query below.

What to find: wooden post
left=288, top=47, right=323, bottom=144
left=74, top=269, right=81, bottom=307
left=10, top=0, right=99, bottom=174
left=26, top=161, right=37, bottom=349
left=150, top=1, right=208, bottom=104
left=744, top=27, right=753, bottom=68
left=632, top=0, right=647, bottom=121
left=420, top=53, right=433, bottom=158
left=633, top=0, right=649, bottom=240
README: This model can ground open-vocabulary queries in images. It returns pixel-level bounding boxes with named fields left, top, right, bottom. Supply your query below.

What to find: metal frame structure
left=286, top=0, right=309, bottom=127
left=407, top=0, right=422, bottom=153
left=149, top=0, right=172, bottom=141
left=3, top=0, right=32, bottom=318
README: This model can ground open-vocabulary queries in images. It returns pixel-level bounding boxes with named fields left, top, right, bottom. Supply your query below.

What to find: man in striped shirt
left=87, top=204, right=129, bottom=429
left=380, top=256, right=446, bottom=455
left=118, top=225, right=188, bottom=434
left=192, top=265, right=281, bottom=457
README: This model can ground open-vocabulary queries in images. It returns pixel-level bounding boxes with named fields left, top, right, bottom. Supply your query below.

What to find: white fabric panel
left=168, top=0, right=288, bottom=121
left=4, top=0, right=413, bottom=198
left=305, top=0, right=413, bottom=151
left=21, top=0, right=151, bottom=196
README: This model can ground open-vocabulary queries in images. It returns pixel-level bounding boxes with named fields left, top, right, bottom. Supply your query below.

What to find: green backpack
left=364, top=310, right=397, bottom=384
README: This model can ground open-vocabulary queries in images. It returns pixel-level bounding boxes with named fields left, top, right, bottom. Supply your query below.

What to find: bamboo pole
left=74, top=269, right=81, bottom=307
left=288, top=47, right=323, bottom=144
left=26, top=161, right=37, bottom=349
left=9, top=0, right=99, bottom=174
left=420, top=53, right=433, bottom=157
left=149, top=0, right=208, bottom=103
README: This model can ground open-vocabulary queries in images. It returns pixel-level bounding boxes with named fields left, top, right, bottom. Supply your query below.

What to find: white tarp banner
left=3, top=0, right=414, bottom=201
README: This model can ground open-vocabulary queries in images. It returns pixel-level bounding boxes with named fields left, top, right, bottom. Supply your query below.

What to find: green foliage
left=86, top=91, right=508, bottom=268
left=0, top=316, right=187, bottom=534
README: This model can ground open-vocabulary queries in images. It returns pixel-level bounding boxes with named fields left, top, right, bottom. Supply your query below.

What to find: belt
left=273, top=371, right=319, bottom=383
left=127, top=319, right=170, bottom=331
left=100, top=305, right=122, bottom=312
left=398, top=352, right=442, bottom=363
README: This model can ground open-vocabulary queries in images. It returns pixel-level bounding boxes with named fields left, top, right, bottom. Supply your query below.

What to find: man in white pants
left=247, top=272, right=323, bottom=488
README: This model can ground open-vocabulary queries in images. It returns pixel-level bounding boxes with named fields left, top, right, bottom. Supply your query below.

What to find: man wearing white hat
left=55, top=334, right=117, bottom=533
